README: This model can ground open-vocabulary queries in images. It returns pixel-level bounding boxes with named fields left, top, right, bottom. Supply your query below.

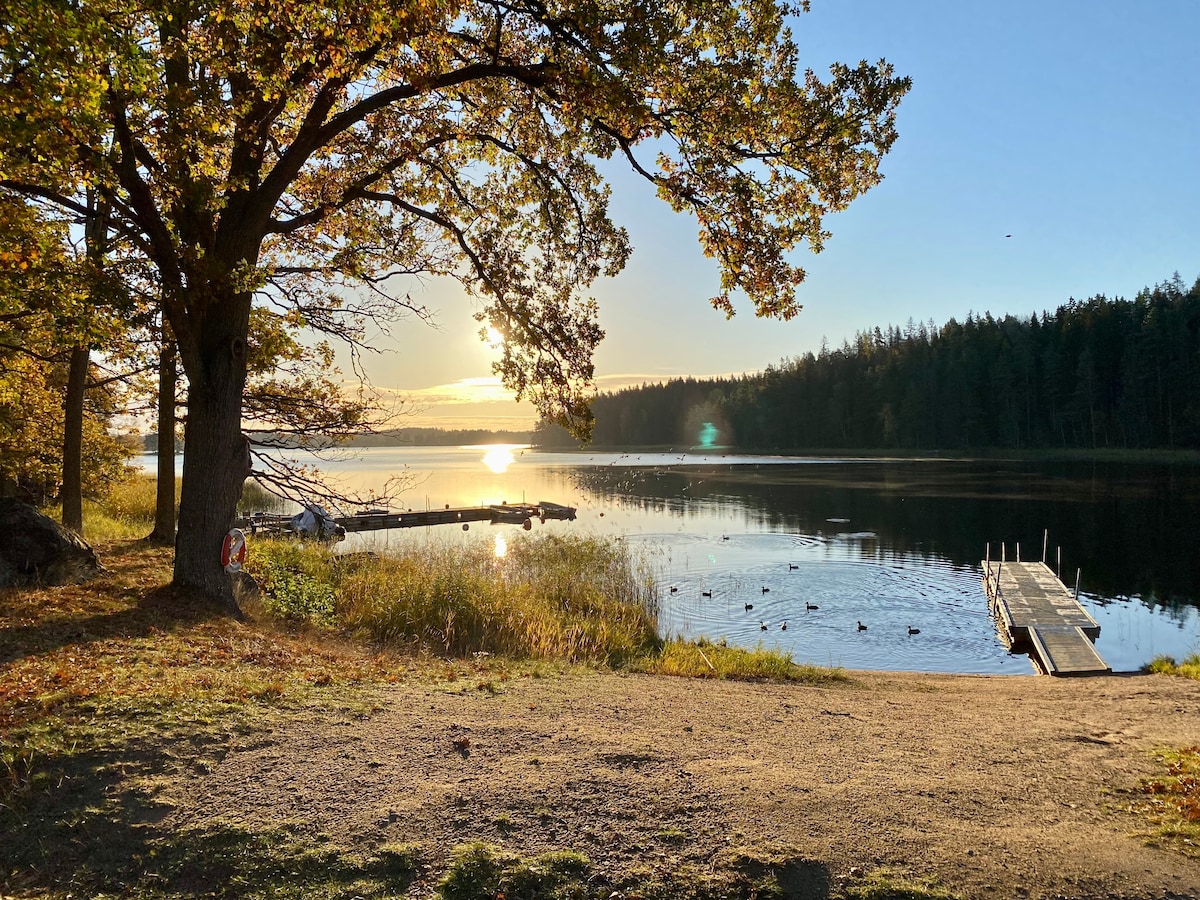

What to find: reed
left=247, top=533, right=661, bottom=663
left=237, top=478, right=288, bottom=514
left=638, top=637, right=847, bottom=683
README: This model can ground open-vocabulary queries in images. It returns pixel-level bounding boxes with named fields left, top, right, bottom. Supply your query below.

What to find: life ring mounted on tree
left=222, top=528, right=247, bottom=573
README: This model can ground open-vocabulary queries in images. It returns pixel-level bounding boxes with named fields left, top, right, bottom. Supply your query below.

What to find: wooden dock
left=235, top=501, right=576, bottom=538
left=982, top=555, right=1109, bottom=676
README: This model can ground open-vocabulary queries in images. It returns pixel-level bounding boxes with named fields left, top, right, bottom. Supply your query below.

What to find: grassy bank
left=1146, top=653, right=1200, bottom=681
left=3, top=487, right=1192, bottom=897
left=0, top=529, right=857, bottom=899
left=248, top=533, right=662, bottom=664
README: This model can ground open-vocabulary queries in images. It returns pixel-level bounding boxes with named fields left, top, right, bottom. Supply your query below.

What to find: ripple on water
left=656, top=539, right=1027, bottom=675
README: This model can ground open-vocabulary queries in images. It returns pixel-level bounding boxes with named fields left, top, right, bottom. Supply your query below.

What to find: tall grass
left=237, top=479, right=288, bottom=515
left=638, top=637, right=848, bottom=684
left=48, top=474, right=283, bottom=542
left=53, top=475, right=168, bottom=541
left=247, top=533, right=662, bottom=664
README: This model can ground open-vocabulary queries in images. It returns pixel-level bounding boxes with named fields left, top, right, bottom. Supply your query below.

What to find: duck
left=780, top=621, right=787, bottom=631
left=744, top=602, right=754, bottom=611
left=759, top=621, right=768, bottom=631
left=907, top=625, right=921, bottom=635
left=805, top=602, right=819, bottom=611
left=761, top=586, right=770, bottom=594
left=669, top=586, right=678, bottom=594
left=788, top=564, right=799, bottom=571
left=701, top=590, right=712, bottom=598
left=857, top=620, right=867, bottom=632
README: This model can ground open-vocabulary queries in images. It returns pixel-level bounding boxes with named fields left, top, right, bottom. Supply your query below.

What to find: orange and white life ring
left=222, top=528, right=247, bottom=573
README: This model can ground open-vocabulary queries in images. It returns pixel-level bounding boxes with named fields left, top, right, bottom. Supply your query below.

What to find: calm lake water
left=151, top=446, right=1200, bottom=675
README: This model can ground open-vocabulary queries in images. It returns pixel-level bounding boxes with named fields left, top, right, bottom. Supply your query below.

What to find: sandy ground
left=161, top=667, right=1200, bottom=899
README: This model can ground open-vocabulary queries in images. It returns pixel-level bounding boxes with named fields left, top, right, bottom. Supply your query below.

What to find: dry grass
left=1132, top=746, right=1200, bottom=858
left=247, top=533, right=663, bottom=664
left=0, top=541, right=399, bottom=732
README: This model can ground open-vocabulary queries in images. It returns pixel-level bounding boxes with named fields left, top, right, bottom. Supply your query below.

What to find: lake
left=148, top=446, right=1200, bottom=675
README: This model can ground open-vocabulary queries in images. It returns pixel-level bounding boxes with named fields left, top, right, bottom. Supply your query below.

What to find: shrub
left=1146, top=654, right=1200, bottom=681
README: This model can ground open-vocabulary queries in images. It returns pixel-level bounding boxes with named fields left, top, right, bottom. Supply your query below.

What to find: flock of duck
left=669, top=564, right=922, bottom=637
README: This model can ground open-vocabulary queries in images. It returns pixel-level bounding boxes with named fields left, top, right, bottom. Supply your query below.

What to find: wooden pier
left=235, top=501, right=576, bottom=538
left=982, top=551, right=1109, bottom=676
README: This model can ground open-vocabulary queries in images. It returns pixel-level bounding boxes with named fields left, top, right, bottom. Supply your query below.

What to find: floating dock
left=236, top=501, right=576, bottom=537
left=982, top=551, right=1109, bottom=676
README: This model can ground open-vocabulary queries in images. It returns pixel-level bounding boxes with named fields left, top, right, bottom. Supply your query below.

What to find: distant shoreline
left=526, top=444, right=1200, bottom=465
left=136, top=432, right=1200, bottom=465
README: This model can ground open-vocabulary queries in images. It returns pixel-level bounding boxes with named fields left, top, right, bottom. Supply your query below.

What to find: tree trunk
left=172, top=290, right=251, bottom=613
left=147, top=336, right=177, bottom=545
left=62, top=193, right=110, bottom=534
left=60, top=345, right=89, bottom=534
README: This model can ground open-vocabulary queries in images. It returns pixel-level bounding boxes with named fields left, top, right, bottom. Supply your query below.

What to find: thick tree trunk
left=60, top=345, right=89, bottom=534
left=147, top=338, right=177, bottom=545
left=172, top=290, right=251, bottom=612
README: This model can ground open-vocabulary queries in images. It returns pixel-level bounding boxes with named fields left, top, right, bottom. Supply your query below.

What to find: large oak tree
left=1, top=0, right=910, bottom=605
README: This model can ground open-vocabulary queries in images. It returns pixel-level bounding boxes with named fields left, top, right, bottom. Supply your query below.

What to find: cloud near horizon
left=367, top=371, right=754, bottom=430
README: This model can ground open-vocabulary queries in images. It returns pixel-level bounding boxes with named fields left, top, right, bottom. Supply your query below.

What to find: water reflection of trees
left=568, top=461, right=1200, bottom=617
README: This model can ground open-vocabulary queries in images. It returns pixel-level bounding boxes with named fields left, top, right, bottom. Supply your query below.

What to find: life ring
left=222, top=528, right=247, bottom=573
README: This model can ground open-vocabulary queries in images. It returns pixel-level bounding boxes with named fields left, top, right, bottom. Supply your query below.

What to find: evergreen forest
left=535, top=274, right=1200, bottom=452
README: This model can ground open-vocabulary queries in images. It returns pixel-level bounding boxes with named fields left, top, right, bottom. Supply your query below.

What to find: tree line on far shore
left=535, top=274, right=1200, bottom=453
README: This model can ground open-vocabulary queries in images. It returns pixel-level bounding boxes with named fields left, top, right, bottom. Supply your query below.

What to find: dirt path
left=165, top=668, right=1200, bottom=899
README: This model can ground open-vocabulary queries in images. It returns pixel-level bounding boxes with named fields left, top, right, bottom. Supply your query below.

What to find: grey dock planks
left=1027, top=625, right=1111, bottom=676
left=982, top=557, right=1109, bottom=676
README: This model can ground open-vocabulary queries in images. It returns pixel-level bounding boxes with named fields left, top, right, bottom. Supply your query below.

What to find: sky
left=349, top=0, right=1200, bottom=431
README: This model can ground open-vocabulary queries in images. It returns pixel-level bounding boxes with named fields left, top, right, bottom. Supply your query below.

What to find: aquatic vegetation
left=248, top=533, right=661, bottom=664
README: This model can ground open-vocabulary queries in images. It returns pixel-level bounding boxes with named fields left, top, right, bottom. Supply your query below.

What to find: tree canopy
left=544, top=275, right=1200, bottom=453
left=1, top=0, right=911, bottom=601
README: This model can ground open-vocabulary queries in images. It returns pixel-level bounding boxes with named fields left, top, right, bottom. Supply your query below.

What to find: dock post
left=1057, top=546, right=1061, bottom=578
left=1042, top=529, right=1048, bottom=563
left=1017, top=542, right=1021, bottom=563
left=1074, top=568, right=1081, bottom=603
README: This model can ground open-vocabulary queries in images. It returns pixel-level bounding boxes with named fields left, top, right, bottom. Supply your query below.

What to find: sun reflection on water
left=494, top=533, right=508, bottom=559
left=482, top=446, right=515, bottom=473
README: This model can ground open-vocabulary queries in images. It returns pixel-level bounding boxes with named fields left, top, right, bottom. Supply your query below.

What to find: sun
left=485, top=325, right=504, bottom=347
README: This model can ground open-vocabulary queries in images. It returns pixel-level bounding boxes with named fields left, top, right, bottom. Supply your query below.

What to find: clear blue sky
left=359, top=0, right=1200, bottom=429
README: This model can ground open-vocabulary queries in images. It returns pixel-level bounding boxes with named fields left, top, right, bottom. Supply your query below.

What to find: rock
left=0, top=499, right=102, bottom=587
left=230, top=570, right=261, bottom=605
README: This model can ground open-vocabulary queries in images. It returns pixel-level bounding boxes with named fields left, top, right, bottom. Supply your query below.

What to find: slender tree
left=147, top=322, right=179, bottom=544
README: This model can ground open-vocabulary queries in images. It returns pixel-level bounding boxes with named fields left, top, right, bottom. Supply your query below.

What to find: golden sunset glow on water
left=493, top=533, right=507, bottom=559
left=482, top=446, right=516, bottom=473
